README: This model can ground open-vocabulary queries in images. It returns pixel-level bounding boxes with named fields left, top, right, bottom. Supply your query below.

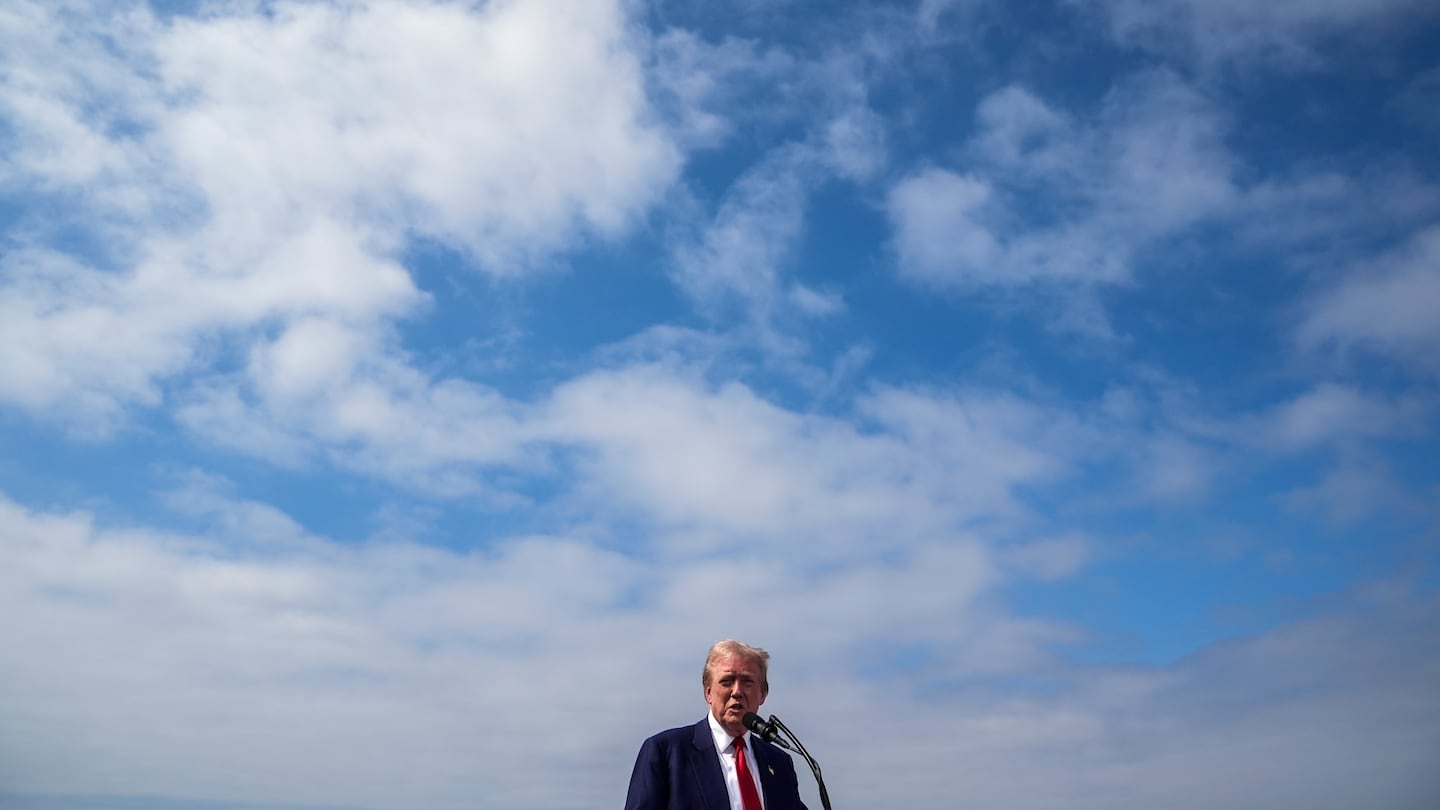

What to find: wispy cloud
left=1074, top=0, right=1439, bottom=68
left=887, top=72, right=1236, bottom=292
left=1298, top=226, right=1440, bottom=376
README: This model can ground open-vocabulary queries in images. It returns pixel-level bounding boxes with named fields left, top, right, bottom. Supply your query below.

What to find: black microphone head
left=742, top=712, right=794, bottom=751
left=741, top=712, right=764, bottom=733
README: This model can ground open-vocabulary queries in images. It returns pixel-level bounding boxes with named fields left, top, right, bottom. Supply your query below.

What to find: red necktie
left=733, top=735, right=763, bottom=810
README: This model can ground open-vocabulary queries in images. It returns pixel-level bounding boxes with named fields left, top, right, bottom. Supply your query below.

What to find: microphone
left=745, top=712, right=831, bottom=810
left=742, top=712, right=793, bottom=750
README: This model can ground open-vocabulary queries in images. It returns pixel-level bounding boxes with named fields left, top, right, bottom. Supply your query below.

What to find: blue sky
left=1, top=0, right=1438, bottom=808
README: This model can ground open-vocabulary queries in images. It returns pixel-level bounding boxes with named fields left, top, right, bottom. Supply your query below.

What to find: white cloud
left=787, top=283, right=845, bottom=317
left=887, top=168, right=1002, bottom=285
left=1153, top=379, right=1431, bottom=458
left=8, top=490, right=1436, bottom=809
left=1298, top=225, right=1440, bottom=375
left=647, top=7, right=890, bottom=175
left=541, top=368, right=1074, bottom=555
left=972, top=84, right=1074, bottom=169
left=177, top=337, right=534, bottom=495
left=887, top=73, right=1236, bottom=291
left=156, top=0, right=677, bottom=269
left=671, top=149, right=814, bottom=324
left=1074, top=0, right=1437, bottom=68
left=1258, top=383, right=1427, bottom=450
left=820, top=101, right=887, bottom=182
left=1279, top=453, right=1428, bottom=525
left=918, top=0, right=985, bottom=32
left=644, top=19, right=895, bottom=355
left=0, top=0, right=678, bottom=436
left=0, top=221, right=429, bottom=433
left=1096, top=76, right=1238, bottom=232
left=1234, top=168, right=1440, bottom=256
left=0, top=2, right=161, bottom=204
left=1004, top=533, right=1092, bottom=581
left=0, top=494, right=651, bottom=808
left=648, top=28, right=799, bottom=150
left=664, top=157, right=857, bottom=360
left=0, top=485, right=1023, bottom=808
left=160, top=470, right=317, bottom=549
left=1095, top=377, right=1436, bottom=507
left=826, top=591, right=1440, bottom=809
left=1131, top=433, right=1220, bottom=502
left=659, top=43, right=888, bottom=341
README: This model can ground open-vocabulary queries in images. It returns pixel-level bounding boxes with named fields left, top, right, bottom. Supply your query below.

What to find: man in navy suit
left=625, top=639, right=809, bottom=810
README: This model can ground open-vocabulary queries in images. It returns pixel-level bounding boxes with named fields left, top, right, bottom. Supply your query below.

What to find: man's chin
left=717, top=709, right=746, bottom=731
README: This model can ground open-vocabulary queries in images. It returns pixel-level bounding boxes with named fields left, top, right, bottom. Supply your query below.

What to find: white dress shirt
left=706, top=711, right=767, bottom=810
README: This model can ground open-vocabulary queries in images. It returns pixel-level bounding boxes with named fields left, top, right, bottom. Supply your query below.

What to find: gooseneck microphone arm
left=743, top=712, right=832, bottom=810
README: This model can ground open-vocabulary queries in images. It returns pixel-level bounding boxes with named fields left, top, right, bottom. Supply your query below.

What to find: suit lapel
left=689, top=719, right=731, bottom=810
left=750, top=739, right=782, bottom=809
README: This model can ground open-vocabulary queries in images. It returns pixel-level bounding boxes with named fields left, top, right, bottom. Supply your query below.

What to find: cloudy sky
left=2, top=0, right=1439, bottom=808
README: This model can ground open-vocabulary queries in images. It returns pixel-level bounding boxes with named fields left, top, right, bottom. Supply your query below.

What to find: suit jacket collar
left=691, top=719, right=730, bottom=810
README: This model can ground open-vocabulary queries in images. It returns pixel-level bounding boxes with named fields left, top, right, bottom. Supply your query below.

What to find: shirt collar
left=707, top=710, right=751, bottom=753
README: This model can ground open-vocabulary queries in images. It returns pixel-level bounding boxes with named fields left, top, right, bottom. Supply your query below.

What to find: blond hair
left=702, top=638, right=771, bottom=694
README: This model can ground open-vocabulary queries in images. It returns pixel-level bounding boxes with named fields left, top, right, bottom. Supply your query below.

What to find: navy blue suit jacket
left=624, top=719, right=809, bottom=810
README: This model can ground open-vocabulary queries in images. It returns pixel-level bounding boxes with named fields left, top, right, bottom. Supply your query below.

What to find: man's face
left=704, top=652, right=767, bottom=737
